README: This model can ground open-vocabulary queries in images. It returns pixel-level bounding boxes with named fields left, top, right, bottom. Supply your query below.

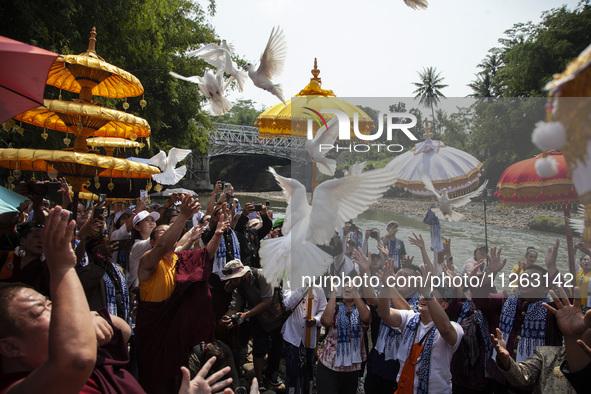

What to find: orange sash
left=394, top=326, right=434, bottom=394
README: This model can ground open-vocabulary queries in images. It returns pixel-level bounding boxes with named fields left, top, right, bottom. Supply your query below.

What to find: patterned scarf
left=396, top=313, right=437, bottom=394
left=457, top=301, right=491, bottom=369
left=212, top=229, right=241, bottom=277
left=103, top=262, right=131, bottom=328
left=496, top=296, right=548, bottom=362
left=335, top=303, right=362, bottom=367
left=376, top=294, right=420, bottom=361
left=387, top=238, right=402, bottom=269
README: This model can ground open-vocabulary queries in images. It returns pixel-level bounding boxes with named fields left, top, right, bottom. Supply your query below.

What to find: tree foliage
left=214, top=99, right=266, bottom=127
left=0, top=0, right=219, bottom=157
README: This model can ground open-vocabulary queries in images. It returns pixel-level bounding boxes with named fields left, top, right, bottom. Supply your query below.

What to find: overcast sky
left=199, top=0, right=581, bottom=110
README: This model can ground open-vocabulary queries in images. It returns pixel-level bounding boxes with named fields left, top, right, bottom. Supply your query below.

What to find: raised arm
left=419, top=286, right=458, bottom=346
left=139, top=195, right=200, bottom=281
left=377, top=258, right=402, bottom=328
left=352, top=247, right=378, bottom=306
left=409, top=233, right=436, bottom=276
left=543, top=287, right=590, bottom=373
left=205, top=214, right=229, bottom=260
left=8, top=207, right=96, bottom=394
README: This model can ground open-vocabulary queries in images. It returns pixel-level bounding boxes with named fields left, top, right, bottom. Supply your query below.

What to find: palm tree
left=468, top=71, right=495, bottom=98
left=477, top=53, right=502, bottom=77
left=412, top=67, right=448, bottom=135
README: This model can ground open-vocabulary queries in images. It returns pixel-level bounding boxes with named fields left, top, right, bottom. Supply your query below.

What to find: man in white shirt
left=282, top=283, right=327, bottom=394
left=378, top=260, right=463, bottom=393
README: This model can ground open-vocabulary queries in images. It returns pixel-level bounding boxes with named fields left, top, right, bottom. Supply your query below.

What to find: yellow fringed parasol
left=14, top=99, right=150, bottom=151
left=87, top=137, right=142, bottom=156
left=45, top=27, right=144, bottom=100
left=0, top=148, right=159, bottom=192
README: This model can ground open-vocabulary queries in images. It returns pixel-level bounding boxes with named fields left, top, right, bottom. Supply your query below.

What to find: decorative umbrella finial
left=311, top=58, right=321, bottom=83
left=87, top=27, right=97, bottom=54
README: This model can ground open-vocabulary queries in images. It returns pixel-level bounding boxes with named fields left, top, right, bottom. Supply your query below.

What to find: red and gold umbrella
left=495, top=150, right=579, bottom=276
left=495, top=151, right=578, bottom=210
left=0, top=36, right=58, bottom=124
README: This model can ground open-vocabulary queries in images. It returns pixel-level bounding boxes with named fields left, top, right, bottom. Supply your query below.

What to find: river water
left=219, top=194, right=577, bottom=291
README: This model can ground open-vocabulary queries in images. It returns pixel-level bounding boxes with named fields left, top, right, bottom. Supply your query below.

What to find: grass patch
left=528, top=215, right=565, bottom=234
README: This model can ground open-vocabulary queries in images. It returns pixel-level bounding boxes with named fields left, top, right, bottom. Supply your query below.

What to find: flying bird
left=404, top=0, right=428, bottom=10
left=259, top=166, right=398, bottom=286
left=170, top=70, right=233, bottom=116
left=419, top=168, right=488, bottom=222
left=568, top=204, right=586, bottom=234
left=343, top=162, right=367, bottom=177
left=149, top=148, right=192, bottom=185
left=246, top=26, right=287, bottom=105
left=186, top=40, right=248, bottom=92
left=305, top=117, right=339, bottom=176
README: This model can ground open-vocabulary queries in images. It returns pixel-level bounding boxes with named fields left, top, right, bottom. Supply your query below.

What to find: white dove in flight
left=186, top=40, right=248, bottom=92
left=259, top=166, right=398, bottom=286
left=419, top=168, right=488, bottom=222
left=404, top=0, right=428, bottom=10
left=149, top=148, right=192, bottom=185
left=568, top=204, right=585, bottom=234
left=170, top=70, right=233, bottom=116
left=343, top=162, right=367, bottom=177
left=246, top=26, right=287, bottom=105
left=305, top=116, right=339, bottom=176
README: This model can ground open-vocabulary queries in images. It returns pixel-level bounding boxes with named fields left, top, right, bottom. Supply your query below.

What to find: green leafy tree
left=495, top=1, right=591, bottom=96
left=0, top=0, right=220, bottom=158
left=214, top=99, right=266, bottom=126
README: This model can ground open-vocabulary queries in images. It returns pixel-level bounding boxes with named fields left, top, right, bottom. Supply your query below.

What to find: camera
left=27, top=181, right=60, bottom=196
left=253, top=204, right=263, bottom=211
left=230, top=314, right=242, bottom=325
left=94, top=208, right=105, bottom=219
left=370, top=228, right=380, bottom=239
left=350, top=223, right=360, bottom=233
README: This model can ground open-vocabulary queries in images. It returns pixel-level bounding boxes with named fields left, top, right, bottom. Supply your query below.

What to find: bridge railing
left=208, top=122, right=308, bottom=163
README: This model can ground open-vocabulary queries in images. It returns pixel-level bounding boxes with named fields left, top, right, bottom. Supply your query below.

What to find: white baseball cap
left=133, top=210, right=160, bottom=227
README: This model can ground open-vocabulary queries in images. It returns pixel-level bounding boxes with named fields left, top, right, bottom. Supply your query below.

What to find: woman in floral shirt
left=317, top=282, right=371, bottom=394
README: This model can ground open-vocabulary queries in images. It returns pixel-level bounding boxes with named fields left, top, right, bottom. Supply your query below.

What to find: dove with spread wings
left=169, top=69, right=233, bottom=116
left=259, top=166, right=398, bottom=286
left=419, top=168, right=488, bottom=222
left=149, top=148, right=192, bottom=185
left=186, top=40, right=248, bottom=93
left=246, top=26, right=287, bottom=105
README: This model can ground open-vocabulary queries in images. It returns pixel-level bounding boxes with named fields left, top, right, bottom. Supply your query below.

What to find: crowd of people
left=1, top=178, right=591, bottom=394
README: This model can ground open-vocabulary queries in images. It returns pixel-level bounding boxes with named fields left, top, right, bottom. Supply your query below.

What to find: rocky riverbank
left=237, top=192, right=571, bottom=231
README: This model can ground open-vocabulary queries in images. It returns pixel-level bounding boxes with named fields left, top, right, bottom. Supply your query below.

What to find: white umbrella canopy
left=386, top=132, right=484, bottom=197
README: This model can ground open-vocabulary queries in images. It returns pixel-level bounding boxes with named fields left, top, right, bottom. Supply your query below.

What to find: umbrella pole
left=564, top=204, right=576, bottom=283
left=305, top=286, right=313, bottom=348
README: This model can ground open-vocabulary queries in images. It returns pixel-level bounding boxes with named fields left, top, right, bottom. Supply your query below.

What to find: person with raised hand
left=135, top=193, right=230, bottom=393
left=378, top=258, right=463, bottom=393
left=0, top=206, right=96, bottom=393
left=179, top=356, right=234, bottom=394
left=471, top=240, right=563, bottom=393
left=541, top=286, right=591, bottom=393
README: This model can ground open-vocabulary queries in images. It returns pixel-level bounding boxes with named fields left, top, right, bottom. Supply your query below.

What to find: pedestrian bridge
left=208, top=123, right=308, bottom=164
